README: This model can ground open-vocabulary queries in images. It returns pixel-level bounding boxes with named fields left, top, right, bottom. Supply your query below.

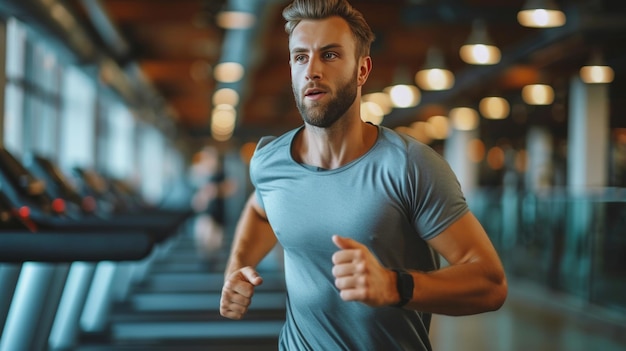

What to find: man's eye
left=323, top=52, right=337, bottom=60
left=295, top=55, right=307, bottom=63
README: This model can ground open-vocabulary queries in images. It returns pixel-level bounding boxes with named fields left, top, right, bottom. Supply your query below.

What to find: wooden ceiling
left=66, top=0, right=626, bottom=147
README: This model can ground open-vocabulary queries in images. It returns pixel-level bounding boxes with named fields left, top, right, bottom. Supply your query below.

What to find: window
left=104, top=101, right=135, bottom=179
left=137, top=122, right=165, bottom=205
left=58, top=65, right=96, bottom=173
left=4, top=18, right=63, bottom=158
left=3, top=18, right=26, bottom=154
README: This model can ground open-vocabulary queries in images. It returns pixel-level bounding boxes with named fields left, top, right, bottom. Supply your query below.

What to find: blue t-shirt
left=250, top=125, right=468, bottom=350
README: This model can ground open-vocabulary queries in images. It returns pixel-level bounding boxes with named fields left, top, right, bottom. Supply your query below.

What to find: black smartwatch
left=392, top=269, right=414, bottom=308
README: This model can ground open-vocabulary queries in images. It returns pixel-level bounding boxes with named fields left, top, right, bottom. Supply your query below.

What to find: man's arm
left=224, top=193, right=277, bottom=276
left=404, top=211, right=507, bottom=315
left=220, top=193, right=277, bottom=320
left=332, top=211, right=507, bottom=315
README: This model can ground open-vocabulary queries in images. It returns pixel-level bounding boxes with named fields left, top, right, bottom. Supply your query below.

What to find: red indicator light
left=52, top=198, right=66, bottom=213
left=18, top=206, right=30, bottom=218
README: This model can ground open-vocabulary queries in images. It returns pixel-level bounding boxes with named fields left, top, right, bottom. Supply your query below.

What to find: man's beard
left=293, top=72, right=358, bottom=128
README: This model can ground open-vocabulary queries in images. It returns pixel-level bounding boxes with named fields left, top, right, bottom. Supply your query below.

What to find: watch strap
left=392, top=269, right=413, bottom=308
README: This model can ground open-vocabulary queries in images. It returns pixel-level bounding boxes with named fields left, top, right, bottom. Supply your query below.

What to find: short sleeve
left=249, top=135, right=277, bottom=211
left=408, top=143, right=469, bottom=240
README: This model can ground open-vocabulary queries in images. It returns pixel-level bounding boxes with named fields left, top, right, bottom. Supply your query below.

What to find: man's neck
left=293, top=117, right=378, bottom=170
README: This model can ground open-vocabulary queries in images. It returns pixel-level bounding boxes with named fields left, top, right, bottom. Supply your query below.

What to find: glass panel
left=106, top=101, right=135, bottom=179
left=471, top=188, right=626, bottom=313
left=58, top=66, right=95, bottom=173
left=3, top=19, right=26, bottom=154
left=5, top=19, right=25, bottom=80
left=137, top=123, right=164, bottom=205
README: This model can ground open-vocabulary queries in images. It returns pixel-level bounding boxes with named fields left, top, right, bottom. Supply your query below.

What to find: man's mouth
left=304, top=88, right=326, bottom=99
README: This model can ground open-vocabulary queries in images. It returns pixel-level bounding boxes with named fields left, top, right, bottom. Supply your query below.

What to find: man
left=220, top=0, right=507, bottom=349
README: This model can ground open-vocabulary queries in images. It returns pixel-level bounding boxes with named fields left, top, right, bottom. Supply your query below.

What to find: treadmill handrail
left=0, top=230, right=154, bottom=263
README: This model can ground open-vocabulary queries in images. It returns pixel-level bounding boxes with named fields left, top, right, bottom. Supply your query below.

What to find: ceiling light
left=409, top=121, right=434, bottom=144
left=362, top=92, right=393, bottom=115
left=211, top=104, right=236, bottom=141
left=383, top=84, right=421, bottom=108
left=212, top=130, right=233, bottom=142
left=522, top=84, right=554, bottom=105
left=214, top=62, right=244, bottom=83
left=427, top=115, right=450, bottom=140
left=395, top=123, right=433, bottom=144
left=459, top=20, right=501, bottom=65
left=579, top=50, right=614, bottom=84
left=213, top=88, right=240, bottom=106
left=479, top=97, right=510, bottom=119
left=383, top=66, right=421, bottom=108
left=360, top=101, right=385, bottom=125
left=580, top=66, right=614, bottom=84
left=449, top=107, right=479, bottom=131
left=415, top=48, right=454, bottom=91
left=216, top=11, right=256, bottom=30
left=517, top=0, right=566, bottom=28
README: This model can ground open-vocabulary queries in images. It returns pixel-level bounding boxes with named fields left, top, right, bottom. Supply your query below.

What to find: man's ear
left=357, top=56, right=372, bottom=86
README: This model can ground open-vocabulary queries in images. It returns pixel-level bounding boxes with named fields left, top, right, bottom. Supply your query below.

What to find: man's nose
left=305, top=57, right=322, bottom=81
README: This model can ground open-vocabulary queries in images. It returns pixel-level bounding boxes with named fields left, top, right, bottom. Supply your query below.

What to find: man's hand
left=220, top=266, right=263, bottom=319
left=331, top=235, right=398, bottom=307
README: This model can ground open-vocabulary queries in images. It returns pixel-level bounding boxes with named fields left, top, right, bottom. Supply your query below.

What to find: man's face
left=289, top=17, right=360, bottom=128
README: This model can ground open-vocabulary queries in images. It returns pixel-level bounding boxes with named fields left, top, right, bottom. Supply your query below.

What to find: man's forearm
left=225, top=195, right=277, bottom=277
left=404, top=261, right=507, bottom=315
left=398, top=212, right=507, bottom=315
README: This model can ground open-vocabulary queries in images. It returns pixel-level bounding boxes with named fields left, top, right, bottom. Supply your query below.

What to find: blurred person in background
left=189, top=146, right=237, bottom=259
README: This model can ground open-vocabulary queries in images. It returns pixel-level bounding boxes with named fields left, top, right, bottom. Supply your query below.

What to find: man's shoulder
left=250, top=126, right=302, bottom=170
left=379, top=126, right=433, bottom=156
left=376, top=126, right=450, bottom=175
left=254, top=127, right=301, bottom=154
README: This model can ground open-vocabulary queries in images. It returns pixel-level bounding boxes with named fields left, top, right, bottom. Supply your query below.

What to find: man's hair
left=282, top=0, right=375, bottom=58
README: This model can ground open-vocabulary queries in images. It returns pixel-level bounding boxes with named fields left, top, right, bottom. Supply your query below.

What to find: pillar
left=444, top=128, right=479, bottom=199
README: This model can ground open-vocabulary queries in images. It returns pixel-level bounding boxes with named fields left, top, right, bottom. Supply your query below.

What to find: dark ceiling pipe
left=80, top=0, right=130, bottom=61
left=0, top=0, right=97, bottom=64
